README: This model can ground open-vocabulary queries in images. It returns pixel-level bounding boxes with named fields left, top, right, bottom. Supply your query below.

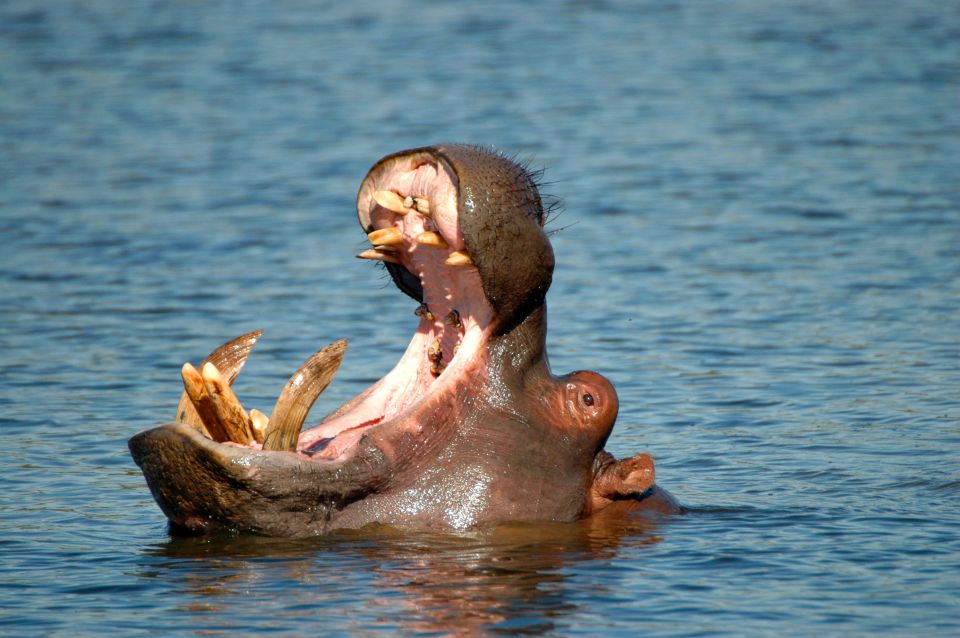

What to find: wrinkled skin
left=129, top=144, right=679, bottom=536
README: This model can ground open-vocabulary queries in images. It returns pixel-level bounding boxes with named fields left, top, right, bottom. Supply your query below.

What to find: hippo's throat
left=295, top=287, right=497, bottom=462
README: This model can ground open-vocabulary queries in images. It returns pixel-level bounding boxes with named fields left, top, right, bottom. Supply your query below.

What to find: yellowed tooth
left=445, top=250, right=473, bottom=266
left=176, top=329, right=262, bottom=429
left=415, top=303, right=434, bottom=322
left=249, top=408, right=270, bottom=444
left=373, top=190, right=409, bottom=214
left=367, top=226, right=404, bottom=246
left=356, top=248, right=401, bottom=264
left=180, top=362, right=227, bottom=442
left=428, top=339, right=442, bottom=362
left=427, top=339, right=444, bottom=376
left=416, top=231, right=448, bottom=248
left=413, top=197, right=431, bottom=216
left=201, top=362, right=255, bottom=445
left=445, top=309, right=461, bottom=329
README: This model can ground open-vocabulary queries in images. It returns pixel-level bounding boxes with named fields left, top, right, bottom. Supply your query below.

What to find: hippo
left=129, top=144, right=679, bottom=536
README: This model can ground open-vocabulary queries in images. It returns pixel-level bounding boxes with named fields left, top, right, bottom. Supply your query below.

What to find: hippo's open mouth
left=298, top=151, right=497, bottom=460
left=166, top=150, right=502, bottom=464
left=130, top=145, right=670, bottom=536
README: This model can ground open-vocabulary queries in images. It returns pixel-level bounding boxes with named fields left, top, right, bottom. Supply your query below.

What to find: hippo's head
left=129, top=145, right=663, bottom=536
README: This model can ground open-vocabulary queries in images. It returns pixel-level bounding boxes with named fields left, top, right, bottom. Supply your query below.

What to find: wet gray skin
left=129, top=145, right=679, bottom=536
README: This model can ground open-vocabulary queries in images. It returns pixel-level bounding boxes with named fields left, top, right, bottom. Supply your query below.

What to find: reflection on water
left=146, top=515, right=664, bottom=636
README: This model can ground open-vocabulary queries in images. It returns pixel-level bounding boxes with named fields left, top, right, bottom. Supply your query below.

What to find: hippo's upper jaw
left=129, top=145, right=668, bottom=537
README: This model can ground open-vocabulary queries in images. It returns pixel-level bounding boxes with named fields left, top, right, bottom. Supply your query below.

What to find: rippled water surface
left=2, top=1, right=959, bottom=636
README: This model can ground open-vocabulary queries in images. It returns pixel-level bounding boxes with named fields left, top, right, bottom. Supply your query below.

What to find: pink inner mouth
left=296, top=153, right=494, bottom=460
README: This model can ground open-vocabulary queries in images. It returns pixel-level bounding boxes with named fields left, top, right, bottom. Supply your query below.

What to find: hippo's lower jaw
left=130, top=145, right=676, bottom=537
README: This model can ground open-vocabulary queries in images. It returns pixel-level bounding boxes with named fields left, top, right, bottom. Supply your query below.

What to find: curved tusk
left=263, top=339, right=348, bottom=452
left=175, top=329, right=263, bottom=429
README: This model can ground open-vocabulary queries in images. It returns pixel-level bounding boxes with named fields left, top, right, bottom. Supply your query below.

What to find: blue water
left=2, top=1, right=958, bottom=635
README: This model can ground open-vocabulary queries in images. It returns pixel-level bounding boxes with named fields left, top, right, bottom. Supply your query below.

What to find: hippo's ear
left=435, top=145, right=555, bottom=335
left=590, top=452, right=656, bottom=512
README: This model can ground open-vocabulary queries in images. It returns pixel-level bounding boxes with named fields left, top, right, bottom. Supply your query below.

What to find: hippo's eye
left=583, top=392, right=594, bottom=407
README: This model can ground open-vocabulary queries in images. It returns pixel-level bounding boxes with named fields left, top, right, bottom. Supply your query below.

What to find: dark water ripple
left=2, top=0, right=959, bottom=636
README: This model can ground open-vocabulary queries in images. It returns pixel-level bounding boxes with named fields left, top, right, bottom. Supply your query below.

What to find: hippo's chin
left=130, top=145, right=677, bottom=537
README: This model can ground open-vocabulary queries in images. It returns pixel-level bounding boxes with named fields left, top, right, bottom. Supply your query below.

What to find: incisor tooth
left=367, top=226, right=404, bottom=246
left=180, top=362, right=227, bottom=441
left=201, top=362, right=255, bottom=445
left=357, top=248, right=401, bottom=264
left=176, top=329, right=262, bottom=429
left=445, top=250, right=473, bottom=266
left=373, top=190, right=409, bottom=214
left=249, top=408, right=270, bottom=444
left=413, top=197, right=431, bottom=215
left=416, top=231, right=448, bottom=248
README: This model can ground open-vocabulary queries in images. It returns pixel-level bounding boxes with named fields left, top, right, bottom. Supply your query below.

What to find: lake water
left=2, top=1, right=958, bottom=635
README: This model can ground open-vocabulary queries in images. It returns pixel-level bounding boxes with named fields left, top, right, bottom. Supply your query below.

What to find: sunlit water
left=2, top=1, right=958, bottom=636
